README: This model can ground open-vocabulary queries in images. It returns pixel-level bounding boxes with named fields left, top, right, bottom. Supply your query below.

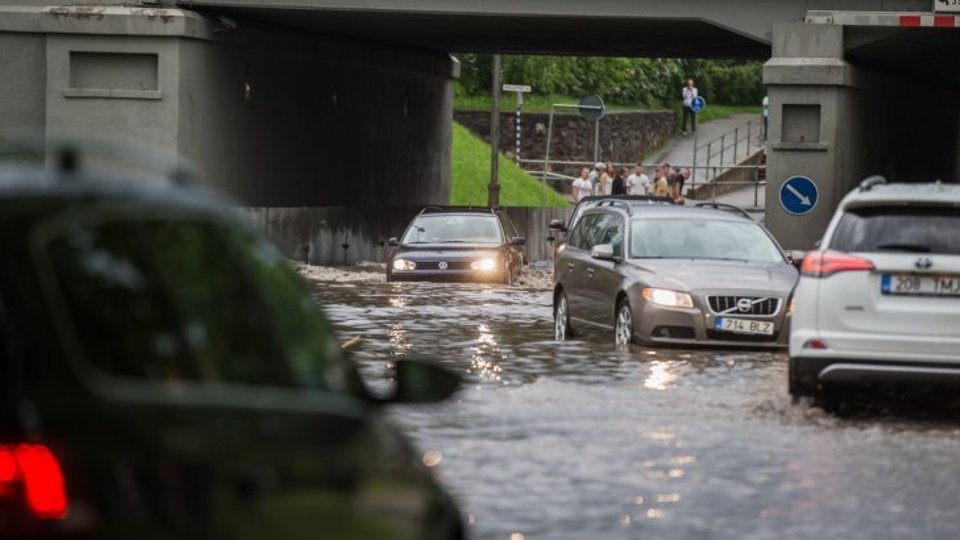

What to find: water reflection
left=307, top=279, right=960, bottom=540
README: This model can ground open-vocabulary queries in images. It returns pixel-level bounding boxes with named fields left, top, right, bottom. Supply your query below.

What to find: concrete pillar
left=763, top=23, right=867, bottom=250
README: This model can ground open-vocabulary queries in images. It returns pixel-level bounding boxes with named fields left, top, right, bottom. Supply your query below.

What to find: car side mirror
left=386, top=358, right=460, bottom=404
left=590, top=244, right=616, bottom=261
left=549, top=219, right=567, bottom=233
left=510, top=236, right=526, bottom=246
left=388, top=237, right=399, bottom=247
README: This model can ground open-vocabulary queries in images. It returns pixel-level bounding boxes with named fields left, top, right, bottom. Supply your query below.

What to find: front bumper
left=632, top=300, right=789, bottom=349
left=388, top=269, right=505, bottom=283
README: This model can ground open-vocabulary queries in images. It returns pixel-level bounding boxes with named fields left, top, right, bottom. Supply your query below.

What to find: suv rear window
left=831, top=206, right=960, bottom=255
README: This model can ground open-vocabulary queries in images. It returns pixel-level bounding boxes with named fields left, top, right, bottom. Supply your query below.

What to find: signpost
left=542, top=95, right=606, bottom=208
left=502, top=84, right=532, bottom=163
left=690, top=96, right=706, bottom=113
left=690, top=97, right=706, bottom=180
left=779, top=176, right=819, bottom=216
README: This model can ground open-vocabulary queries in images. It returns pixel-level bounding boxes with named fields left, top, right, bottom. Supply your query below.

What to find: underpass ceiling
left=204, top=8, right=771, bottom=58
left=845, top=27, right=960, bottom=89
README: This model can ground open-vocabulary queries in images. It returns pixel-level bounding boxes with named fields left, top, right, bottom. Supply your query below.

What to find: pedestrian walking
left=681, top=78, right=698, bottom=135
left=612, top=167, right=628, bottom=196
left=626, top=163, right=650, bottom=195
left=572, top=167, right=594, bottom=202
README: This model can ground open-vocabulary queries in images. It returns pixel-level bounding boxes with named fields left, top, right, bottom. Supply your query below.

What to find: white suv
left=789, top=177, right=960, bottom=399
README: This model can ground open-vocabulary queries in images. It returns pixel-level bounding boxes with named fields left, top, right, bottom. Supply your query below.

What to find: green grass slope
left=451, top=122, right=568, bottom=207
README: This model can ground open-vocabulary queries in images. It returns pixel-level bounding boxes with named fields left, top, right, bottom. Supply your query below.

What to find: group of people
left=571, top=162, right=690, bottom=204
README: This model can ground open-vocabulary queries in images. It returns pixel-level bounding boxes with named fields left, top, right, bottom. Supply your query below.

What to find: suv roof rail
left=419, top=206, right=497, bottom=216
left=858, top=175, right=887, bottom=192
left=594, top=199, right=633, bottom=216
left=693, top=202, right=753, bottom=221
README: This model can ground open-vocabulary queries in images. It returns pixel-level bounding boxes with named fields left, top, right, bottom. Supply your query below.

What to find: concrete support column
left=763, top=23, right=866, bottom=250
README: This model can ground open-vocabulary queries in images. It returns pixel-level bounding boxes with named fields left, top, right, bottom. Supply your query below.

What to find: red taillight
left=0, top=444, right=68, bottom=520
left=803, top=339, right=829, bottom=350
left=801, top=251, right=875, bottom=278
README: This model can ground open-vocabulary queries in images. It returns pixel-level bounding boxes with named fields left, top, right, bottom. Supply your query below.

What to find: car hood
left=626, top=259, right=798, bottom=294
left=394, top=246, right=500, bottom=260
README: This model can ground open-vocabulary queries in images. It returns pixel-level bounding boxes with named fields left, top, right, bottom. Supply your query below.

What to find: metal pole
left=754, top=166, right=760, bottom=207
left=706, top=141, right=712, bottom=182
left=488, top=54, right=502, bottom=209
left=692, top=133, right=698, bottom=182
left=593, top=120, right=600, bottom=163
left=542, top=106, right=555, bottom=209
left=720, top=133, right=726, bottom=168
left=734, top=127, right=739, bottom=163
left=746, top=121, right=752, bottom=156
left=515, top=91, right=523, bottom=163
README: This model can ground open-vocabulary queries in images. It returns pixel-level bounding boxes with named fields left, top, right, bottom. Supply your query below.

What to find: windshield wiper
left=875, top=243, right=931, bottom=253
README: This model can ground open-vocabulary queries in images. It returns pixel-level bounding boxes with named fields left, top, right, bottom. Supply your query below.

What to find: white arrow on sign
left=786, top=184, right=812, bottom=206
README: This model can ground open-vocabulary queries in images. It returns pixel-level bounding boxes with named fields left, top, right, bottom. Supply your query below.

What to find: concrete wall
left=0, top=7, right=456, bottom=209
left=178, top=27, right=456, bottom=207
left=455, top=109, right=676, bottom=174
left=246, top=205, right=572, bottom=265
left=765, top=22, right=960, bottom=249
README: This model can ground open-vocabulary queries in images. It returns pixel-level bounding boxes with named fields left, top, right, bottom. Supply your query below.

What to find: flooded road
left=310, top=279, right=960, bottom=540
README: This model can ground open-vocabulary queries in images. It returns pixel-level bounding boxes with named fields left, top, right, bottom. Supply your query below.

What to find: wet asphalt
left=309, top=279, right=960, bottom=540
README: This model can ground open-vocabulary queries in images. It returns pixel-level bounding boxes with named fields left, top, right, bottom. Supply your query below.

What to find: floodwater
left=310, top=279, right=960, bottom=540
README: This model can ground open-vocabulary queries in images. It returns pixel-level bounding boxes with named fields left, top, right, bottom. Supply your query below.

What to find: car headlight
left=642, top=287, right=694, bottom=309
left=471, top=258, right=497, bottom=272
left=392, top=258, right=416, bottom=271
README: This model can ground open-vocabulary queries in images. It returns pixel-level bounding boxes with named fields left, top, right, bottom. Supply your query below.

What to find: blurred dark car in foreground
left=387, top=207, right=525, bottom=284
left=0, top=161, right=462, bottom=538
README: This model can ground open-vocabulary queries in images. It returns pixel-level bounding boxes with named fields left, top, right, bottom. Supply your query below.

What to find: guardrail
left=692, top=117, right=765, bottom=183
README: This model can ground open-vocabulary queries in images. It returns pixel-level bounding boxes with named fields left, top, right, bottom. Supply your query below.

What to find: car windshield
left=402, top=215, right=502, bottom=245
left=630, top=218, right=784, bottom=263
left=830, top=206, right=960, bottom=255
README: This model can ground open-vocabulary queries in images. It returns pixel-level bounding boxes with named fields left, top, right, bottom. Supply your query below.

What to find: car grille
left=416, top=261, right=473, bottom=270
left=708, top=296, right=781, bottom=316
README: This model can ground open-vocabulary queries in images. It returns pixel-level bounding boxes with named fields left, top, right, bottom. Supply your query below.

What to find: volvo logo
left=915, top=257, right=933, bottom=270
left=737, top=298, right=754, bottom=313
left=437, top=261, right=448, bottom=270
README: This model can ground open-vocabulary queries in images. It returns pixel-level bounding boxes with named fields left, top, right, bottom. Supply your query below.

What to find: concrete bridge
left=0, top=0, right=957, bottom=258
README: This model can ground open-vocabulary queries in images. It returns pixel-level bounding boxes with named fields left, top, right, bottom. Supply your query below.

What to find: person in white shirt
left=681, top=78, right=698, bottom=135
left=762, top=95, right=769, bottom=140
left=571, top=167, right=594, bottom=202
left=626, top=163, right=651, bottom=195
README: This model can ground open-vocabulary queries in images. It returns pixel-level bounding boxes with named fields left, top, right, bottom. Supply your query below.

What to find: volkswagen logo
left=915, top=257, right=933, bottom=270
left=737, top=298, right=753, bottom=313
left=437, top=261, right=448, bottom=270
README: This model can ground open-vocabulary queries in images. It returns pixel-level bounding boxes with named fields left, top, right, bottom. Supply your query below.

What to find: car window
left=41, top=217, right=357, bottom=394
left=830, top=206, right=960, bottom=255
left=630, top=218, right=783, bottom=263
left=498, top=212, right=519, bottom=239
left=402, top=215, right=502, bottom=245
left=570, top=213, right=606, bottom=250
left=598, top=214, right=625, bottom=257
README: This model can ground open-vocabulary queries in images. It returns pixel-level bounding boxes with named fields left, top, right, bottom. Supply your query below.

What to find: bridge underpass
left=0, top=0, right=957, bottom=259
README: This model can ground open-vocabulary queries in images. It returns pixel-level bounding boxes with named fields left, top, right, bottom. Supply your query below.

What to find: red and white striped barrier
left=806, top=11, right=960, bottom=28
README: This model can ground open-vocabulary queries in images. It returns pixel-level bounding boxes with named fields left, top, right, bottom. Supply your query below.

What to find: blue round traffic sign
left=779, top=176, right=819, bottom=216
left=690, top=96, right=706, bottom=113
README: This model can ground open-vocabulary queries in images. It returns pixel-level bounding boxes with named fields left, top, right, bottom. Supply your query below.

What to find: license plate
left=881, top=274, right=960, bottom=297
left=714, top=317, right=775, bottom=336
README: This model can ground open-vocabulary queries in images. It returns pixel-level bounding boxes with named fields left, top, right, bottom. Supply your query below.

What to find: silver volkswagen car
left=553, top=201, right=800, bottom=347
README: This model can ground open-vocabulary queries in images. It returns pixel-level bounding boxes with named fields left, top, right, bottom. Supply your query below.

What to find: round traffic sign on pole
left=690, top=96, right=706, bottom=114
left=578, top=95, right=606, bottom=121
left=779, top=176, right=819, bottom=216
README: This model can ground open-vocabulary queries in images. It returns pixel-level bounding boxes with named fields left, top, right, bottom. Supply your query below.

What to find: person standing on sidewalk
left=572, top=167, right=594, bottom=202
left=762, top=95, right=769, bottom=140
left=681, top=78, right=698, bottom=135
left=612, top=167, right=628, bottom=196
left=627, top=163, right=650, bottom=195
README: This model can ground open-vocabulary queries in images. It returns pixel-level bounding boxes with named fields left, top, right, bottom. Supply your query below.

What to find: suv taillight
left=0, top=444, right=68, bottom=520
left=801, top=251, right=875, bottom=278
